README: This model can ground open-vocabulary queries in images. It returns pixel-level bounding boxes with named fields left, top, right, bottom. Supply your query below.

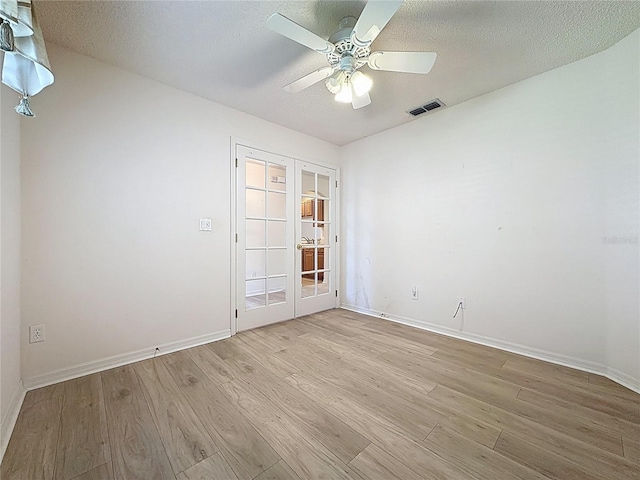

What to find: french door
left=235, top=145, right=337, bottom=332
left=295, top=161, right=336, bottom=317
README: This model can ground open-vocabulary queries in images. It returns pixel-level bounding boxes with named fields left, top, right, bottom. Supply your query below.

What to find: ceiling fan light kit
left=266, top=0, right=437, bottom=110
left=335, top=82, right=352, bottom=104
left=350, top=71, right=373, bottom=97
left=325, top=70, right=345, bottom=94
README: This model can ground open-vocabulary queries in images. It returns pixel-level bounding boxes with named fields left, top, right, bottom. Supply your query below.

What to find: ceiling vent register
left=408, top=99, right=445, bottom=117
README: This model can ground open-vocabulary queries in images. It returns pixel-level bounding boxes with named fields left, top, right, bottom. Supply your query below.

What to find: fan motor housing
left=327, top=16, right=369, bottom=70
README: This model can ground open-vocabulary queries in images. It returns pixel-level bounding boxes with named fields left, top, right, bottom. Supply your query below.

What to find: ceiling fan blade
left=368, top=51, right=437, bottom=74
left=267, top=13, right=335, bottom=54
left=351, top=0, right=403, bottom=46
left=283, top=66, right=334, bottom=93
left=351, top=87, right=371, bottom=110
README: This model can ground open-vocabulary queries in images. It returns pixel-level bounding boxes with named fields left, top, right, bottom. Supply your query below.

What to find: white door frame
left=229, top=137, right=340, bottom=335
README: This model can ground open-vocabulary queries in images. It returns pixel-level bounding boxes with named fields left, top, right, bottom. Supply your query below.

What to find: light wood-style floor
left=2, top=309, right=639, bottom=480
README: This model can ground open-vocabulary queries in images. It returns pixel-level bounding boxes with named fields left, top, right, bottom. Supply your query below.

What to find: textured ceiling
left=36, top=1, right=640, bottom=146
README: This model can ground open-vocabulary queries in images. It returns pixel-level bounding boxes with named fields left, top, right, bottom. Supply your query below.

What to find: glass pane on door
left=238, top=146, right=294, bottom=328
left=302, top=170, right=315, bottom=194
left=246, top=160, right=265, bottom=189
left=268, top=164, right=287, bottom=192
left=268, top=191, right=286, bottom=219
left=268, top=277, right=286, bottom=304
left=246, top=278, right=266, bottom=309
left=246, top=250, right=265, bottom=278
left=268, top=221, right=286, bottom=247
left=301, top=273, right=316, bottom=298
left=317, top=174, right=330, bottom=198
left=267, top=249, right=287, bottom=276
left=246, top=189, right=265, bottom=217
left=317, top=247, right=329, bottom=295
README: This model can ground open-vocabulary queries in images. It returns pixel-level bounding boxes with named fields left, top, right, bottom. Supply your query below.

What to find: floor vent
left=407, top=98, right=445, bottom=117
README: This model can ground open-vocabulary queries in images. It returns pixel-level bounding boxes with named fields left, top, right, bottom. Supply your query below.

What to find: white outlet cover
left=29, top=324, right=45, bottom=343
left=199, top=218, right=212, bottom=231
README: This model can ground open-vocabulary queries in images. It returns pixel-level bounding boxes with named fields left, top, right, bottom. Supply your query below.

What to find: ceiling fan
left=266, top=0, right=437, bottom=109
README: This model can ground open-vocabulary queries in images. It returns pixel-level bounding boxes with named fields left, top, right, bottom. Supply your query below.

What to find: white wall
left=339, top=29, right=640, bottom=389
left=0, top=83, right=24, bottom=459
left=20, top=45, right=340, bottom=386
left=601, top=31, right=640, bottom=385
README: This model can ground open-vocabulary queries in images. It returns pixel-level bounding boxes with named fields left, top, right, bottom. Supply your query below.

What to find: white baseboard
left=606, top=367, right=640, bottom=394
left=0, top=380, right=26, bottom=465
left=341, top=304, right=640, bottom=394
left=23, top=329, right=231, bottom=391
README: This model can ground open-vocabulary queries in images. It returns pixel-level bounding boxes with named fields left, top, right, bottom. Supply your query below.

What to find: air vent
left=407, top=98, right=445, bottom=117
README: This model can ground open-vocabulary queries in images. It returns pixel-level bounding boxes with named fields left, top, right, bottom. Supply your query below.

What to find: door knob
left=296, top=244, right=302, bottom=250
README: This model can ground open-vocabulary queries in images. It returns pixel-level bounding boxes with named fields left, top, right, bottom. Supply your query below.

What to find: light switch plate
left=199, top=219, right=212, bottom=231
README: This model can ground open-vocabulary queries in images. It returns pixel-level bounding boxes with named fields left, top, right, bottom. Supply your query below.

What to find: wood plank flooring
left=2, top=309, right=639, bottom=479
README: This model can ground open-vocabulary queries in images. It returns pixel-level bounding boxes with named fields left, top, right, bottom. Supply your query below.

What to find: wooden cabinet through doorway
left=302, top=248, right=324, bottom=281
left=302, top=199, right=324, bottom=222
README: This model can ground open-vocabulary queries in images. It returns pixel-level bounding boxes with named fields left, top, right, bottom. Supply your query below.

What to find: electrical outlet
left=458, top=297, right=466, bottom=309
left=411, top=286, right=418, bottom=300
left=199, top=218, right=212, bottom=231
left=29, top=324, right=45, bottom=343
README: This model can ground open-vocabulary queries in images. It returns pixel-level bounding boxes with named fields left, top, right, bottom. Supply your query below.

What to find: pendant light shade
left=350, top=71, right=372, bottom=97
left=334, top=81, right=353, bottom=103
left=325, top=70, right=346, bottom=94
